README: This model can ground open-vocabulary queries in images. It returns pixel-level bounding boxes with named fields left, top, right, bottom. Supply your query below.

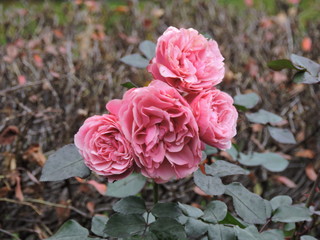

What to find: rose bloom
left=187, top=89, right=238, bottom=150
left=107, top=80, right=202, bottom=183
left=147, top=26, right=225, bottom=93
left=74, top=114, right=135, bottom=181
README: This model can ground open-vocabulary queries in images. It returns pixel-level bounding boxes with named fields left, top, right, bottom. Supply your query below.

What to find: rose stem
left=153, top=182, right=159, bottom=204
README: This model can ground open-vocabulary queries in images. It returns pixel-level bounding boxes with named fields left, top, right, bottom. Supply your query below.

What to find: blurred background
left=0, top=0, right=320, bottom=239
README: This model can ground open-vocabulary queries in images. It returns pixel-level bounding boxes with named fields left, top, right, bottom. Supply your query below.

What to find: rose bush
left=74, top=114, right=135, bottom=181
left=187, top=89, right=238, bottom=149
left=147, top=26, right=225, bottom=93
left=107, top=80, right=202, bottom=183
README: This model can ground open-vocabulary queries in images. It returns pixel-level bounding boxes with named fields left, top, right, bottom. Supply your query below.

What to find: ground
left=0, top=0, right=320, bottom=239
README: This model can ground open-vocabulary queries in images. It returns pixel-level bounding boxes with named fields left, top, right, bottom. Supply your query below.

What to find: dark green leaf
left=234, top=104, right=247, bottom=112
left=219, top=212, right=247, bottom=228
left=121, top=82, right=137, bottom=89
left=139, top=40, right=156, bottom=60
left=185, top=218, right=208, bottom=238
left=113, top=196, right=146, bottom=215
left=234, top=93, right=260, bottom=109
left=202, top=201, right=228, bottom=223
left=178, top=202, right=204, bottom=218
left=149, top=218, right=187, bottom=240
left=46, top=220, right=89, bottom=240
left=91, top=215, right=109, bottom=238
left=208, top=224, right=236, bottom=240
left=106, top=173, right=146, bottom=198
left=267, top=59, right=297, bottom=71
left=272, top=205, right=312, bottom=223
left=293, top=71, right=319, bottom=84
left=205, top=161, right=249, bottom=177
left=301, top=235, right=318, bottom=240
left=194, top=169, right=226, bottom=195
left=105, top=213, right=145, bottom=238
left=261, top=229, right=285, bottom=240
left=151, top=202, right=182, bottom=219
left=225, top=183, right=268, bottom=224
left=270, top=195, right=293, bottom=211
left=120, top=54, right=149, bottom=68
left=205, top=144, right=218, bottom=155
left=290, top=54, right=320, bottom=76
left=268, top=126, right=296, bottom=144
left=246, top=109, right=282, bottom=124
left=143, top=212, right=156, bottom=224
left=40, top=144, right=90, bottom=182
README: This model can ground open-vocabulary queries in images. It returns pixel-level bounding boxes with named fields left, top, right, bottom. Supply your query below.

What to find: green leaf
left=194, top=169, right=226, bottom=195
left=246, top=109, right=283, bottom=124
left=284, top=222, right=295, bottom=231
left=205, top=161, right=249, bottom=177
left=293, top=71, right=319, bottom=84
left=40, top=144, right=90, bottom=182
left=202, top=201, right=228, bottom=223
left=267, top=59, right=297, bottom=71
left=113, top=196, right=146, bottom=215
left=106, top=173, right=146, bottom=198
left=261, top=229, right=285, bottom=240
left=105, top=213, right=145, bottom=238
left=264, top=200, right=273, bottom=218
left=178, top=202, right=204, bottom=218
left=151, top=202, right=182, bottom=219
left=143, top=212, right=156, bottom=224
left=239, top=152, right=289, bottom=172
left=219, top=212, right=247, bottom=228
left=226, top=145, right=239, bottom=161
left=270, top=195, right=293, bottom=211
left=45, top=220, right=89, bottom=240
left=268, top=126, right=296, bottom=144
left=234, top=104, right=247, bottom=112
left=208, top=224, right=236, bottom=240
left=272, top=205, right=312, bottom=223
left=205, top=144, right=218, bottom=155
left=234, top=93, right=260, bottom=109
left=91, top=215, right=109, bottom=238
left=234, top=226, right=262, bottom=240
left=301, top=235, right=318, bottom=240
left=121, top=82, right=138, bottom=89
left=225, top=183, right=268, bottom=224
left=120, top=54, right=149, bottom=68
left=185, top=218, right=208, bottom=238
left=139, top=40, right=156, bottom=60
left=290, top=54, right=320, bottom=76
left=149, top=218, right=187, bottom=240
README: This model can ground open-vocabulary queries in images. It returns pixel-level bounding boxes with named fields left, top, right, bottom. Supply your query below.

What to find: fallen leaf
left=86, top=201, right=95, bottom=215
left=0, top=126, right=19, bottom=145
left=219, top=151, right=233, bottom=161
left=26, top=171, right=40, bottom=185
left=244, top=0, right=254, bottom=7
left=53, top=29, right=64, bottom=39
left=33, top=54, right=44, bottom=68
left=301, top=37, right=312, bottom=52
left=87, top=180, right=107, bottom=195
left=251, top=123, right=263, bottom=132
left=23, top=144, right=46, bottom=167
left=15, top=175, right=24, bottom=201
left=0, top=186, right=10, bottom=198
left=275, top=176, right=297, bottom=188
left=295, top=149, right=315, bottom=159
left=34, top=225, right=49, bottom=240
left=18, top=75, right=27, bottom=85
left=55, top=200, right=70, bottom=222
left=305, top=164, right=317, bottom=181
left=193, top=186, right=212, bottom=198
left=273, top=72, right=288, bottom=84
left=151, top=8, right=164, bottom=18
left=114, top=5, right=129, bottom=13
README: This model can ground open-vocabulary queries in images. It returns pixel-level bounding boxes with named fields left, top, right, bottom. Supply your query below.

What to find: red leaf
left=18, top=75, right=27, bottom=85
left=15, top=176, right=24, bottom=201
left=301, top=37, right=312, bottom=52
left=86, top=201, right=95, bottom=216
left=87, top=180, right=107, bottom=195
left=275, top=176, right=297, bottom=188
left=305, top=164, right=317, bottom=182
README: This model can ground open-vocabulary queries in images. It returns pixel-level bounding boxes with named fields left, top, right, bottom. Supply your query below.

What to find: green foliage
left=205, top=160, right=249, bottom=177
left=40, top=144, right=90, bottom=182
left=194, top=169, right=226, bottom=195
left=91, top=215, right=109, bottom=238
left=122, top=82, right=138, bottom=89
left=113, top=196, right=146, bottom=215
left=120, top=53, right=150, bottom=68
left=272, top=205, right=312, bottom=223
left=106, top=173, right=146, bottom=198
left=45, top=220, right=89, bottom=240
left=139, top=40, right=156, bottom=60
left=202, top=201, right=228, bottom=223
left=234, top=93, right=260, bottom=109
left=246, top=109, right=283, bottom=124
left=151, top=203, right=182, bottom=219
left=267, top=126, right=296, bottom=144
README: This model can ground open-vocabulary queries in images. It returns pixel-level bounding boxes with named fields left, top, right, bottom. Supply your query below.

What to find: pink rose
left=187, top=89, right=238, bottom=150
left=147, top=26, right=225, bottom=93
left=74, top=114, right=135, bottom=181
left=107, top=80, right=202, bottom=183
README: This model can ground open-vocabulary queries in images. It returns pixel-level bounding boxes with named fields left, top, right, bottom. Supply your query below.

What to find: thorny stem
left=153, top=182, right=159, bottom=204
left=259, top=218, right=271, bottom=233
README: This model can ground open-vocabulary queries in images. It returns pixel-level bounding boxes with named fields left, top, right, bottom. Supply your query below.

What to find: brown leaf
left=0, top=186, right=10, bottom=198
left=15, top=175, right=24, bottom=201
left=0, top=126, right=19, bottom=145
left=33, top=54, right=44, bottom=68
left=275, top=176, right=297, bottom=188
left=23, top=144, right=46, bottom=167
left=295, top=149, right=315, bottom=159
left=87, top=180, right=107, bottom=195
left=251, top=123, right=263, bottom=132
left=55, top=200, right=70, bottom=222
left=305, top=164, right=318, bottom=181
left=86, top=201, right=95, bottom=216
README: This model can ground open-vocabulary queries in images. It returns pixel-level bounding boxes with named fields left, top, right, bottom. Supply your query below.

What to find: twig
left=0, top=228, right=21, bottom=240
left=0, top=198, right=42, bottom=215
left=259, top=218, right=271, bottom=233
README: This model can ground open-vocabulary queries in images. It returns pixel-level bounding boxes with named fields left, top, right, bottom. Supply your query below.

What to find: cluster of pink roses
left=74, top=27, right=238, bottom=183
